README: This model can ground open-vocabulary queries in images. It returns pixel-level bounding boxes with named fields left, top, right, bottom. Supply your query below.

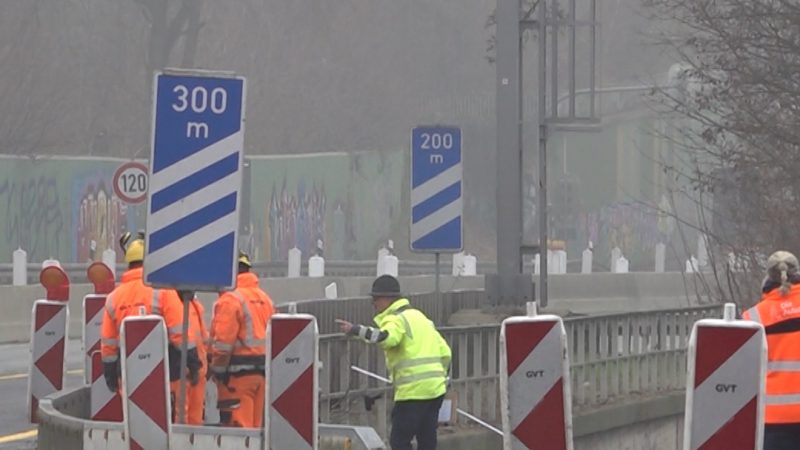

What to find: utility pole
left=489, top=0, right=598, bottom=308
left=489, top=0, right=530, bottom=307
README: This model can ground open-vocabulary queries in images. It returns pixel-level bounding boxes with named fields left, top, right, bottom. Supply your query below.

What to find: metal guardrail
left=0, top=259, right=502, bottom=284
left=34, top=289, right=722, bottom=447
left=317, top=304, right=724, bottom=436
left=278, top=290, right=485, bottom=334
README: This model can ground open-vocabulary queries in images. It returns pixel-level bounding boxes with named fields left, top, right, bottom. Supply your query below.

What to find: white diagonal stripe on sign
left=271, top=404, right=312, bottom=450
left=150, top=131, right=243, bottom=192
left=270, top=320, right=314, bottom=399
left=128, top=402, right=168, bottom=450
left=91, top=377, right=117, bottom=416
left=148, top=170, right=240, bottom=231
left=33, top=306, right=67, bottom=361
left=411, top=163, right=462, bottom=208
left=84, top=308, right=103, bottom=382
left=31, top=366, right=57, bottom=398
left=410, top=198, right=462, bottom=243
left=146, top=212, right=238, bottom=274
left=85, top=307, right=103, bottom=348
left=123, top=322, right=165, bottom=392
left=690, top=330, right=762, bottom=450
left=508, top=322, right=563, bottom=430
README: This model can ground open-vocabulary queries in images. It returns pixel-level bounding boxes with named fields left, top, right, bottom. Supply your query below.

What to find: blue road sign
left=410, top=126, right=463, bottom=252
left=144, top=71, right=245, bottom=290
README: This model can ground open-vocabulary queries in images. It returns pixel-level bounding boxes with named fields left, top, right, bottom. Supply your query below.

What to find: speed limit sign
left=113, top=161, right=148, bottom=204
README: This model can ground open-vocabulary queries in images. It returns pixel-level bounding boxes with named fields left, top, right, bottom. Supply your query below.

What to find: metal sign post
left=410, top=126, right=463, bottom=299
left=493, top=0, right=598, bottom=308
left=144, top=69, right=246, bottom=424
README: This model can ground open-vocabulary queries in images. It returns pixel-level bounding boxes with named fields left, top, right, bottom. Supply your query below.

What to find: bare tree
left=644, top=0, right=800, bottom=304
left=133, top=0, right=204, bottom=89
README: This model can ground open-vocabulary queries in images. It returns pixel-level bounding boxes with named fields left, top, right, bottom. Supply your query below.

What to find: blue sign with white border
left=144, top=71, right=245, bottom=290
left=410, top=126, right=463, bottom=252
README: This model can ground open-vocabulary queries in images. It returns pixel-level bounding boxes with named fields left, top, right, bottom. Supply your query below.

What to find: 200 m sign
left=113, top=161, right=148, bottom=204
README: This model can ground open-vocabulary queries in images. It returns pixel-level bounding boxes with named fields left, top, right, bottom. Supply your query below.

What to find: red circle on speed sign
left=113, top=161, right=148, bottom=204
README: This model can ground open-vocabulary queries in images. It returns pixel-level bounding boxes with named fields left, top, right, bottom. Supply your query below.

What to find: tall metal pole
left=435, top=252, right=441, bottom=302
left=177, top=290, right=193, bottom=424
left=495, top=0, right=522, bottom=301
left=538, top=0, right=549, bottom=307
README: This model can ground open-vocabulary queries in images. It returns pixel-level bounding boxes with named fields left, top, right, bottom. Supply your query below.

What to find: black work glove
left=103, top=360, right=119, bottom=392
left=168, top=344, right=182, bottom=382
left=186, top=348, right=201, bottom=386
left=212, top=370, right=231, bottom=386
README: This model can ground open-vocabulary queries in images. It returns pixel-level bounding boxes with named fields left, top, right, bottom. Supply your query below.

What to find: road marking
left=0, top=368, right=82, bottom=381
left=0, top=429, right=37, bottom=444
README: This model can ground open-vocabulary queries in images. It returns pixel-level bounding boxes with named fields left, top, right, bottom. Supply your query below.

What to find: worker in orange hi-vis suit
left=100, top=232, right=201, bottom=401
left=170, top=295, right=208, bottom=425
left=209, top=251, right=275, bottom=428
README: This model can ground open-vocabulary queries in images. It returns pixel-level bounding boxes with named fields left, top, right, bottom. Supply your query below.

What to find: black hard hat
left=370, top=275, right=401, bottom=297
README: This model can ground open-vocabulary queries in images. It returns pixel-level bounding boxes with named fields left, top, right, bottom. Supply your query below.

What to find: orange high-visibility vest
left=744, top=283, right=800, bottom=424
left=100, top=267, right=188, bottom=363
left=209, top=272, right=275, bottom=375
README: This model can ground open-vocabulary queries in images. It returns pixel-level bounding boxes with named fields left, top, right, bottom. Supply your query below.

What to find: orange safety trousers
left=170, top=298, right=208, bottom=425
left=170, top=378, right=207, bottom=425
left=216, top=374, right=265, bottom=428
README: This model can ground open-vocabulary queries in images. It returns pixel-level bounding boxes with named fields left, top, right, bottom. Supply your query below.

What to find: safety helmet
left=120, top=231, right=145, bottom=264
left=238, top=251, right=252, bottom=267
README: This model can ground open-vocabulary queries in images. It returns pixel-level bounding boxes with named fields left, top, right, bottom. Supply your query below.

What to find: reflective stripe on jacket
left=100, top=267, right=187, bottom=363
left=374, top=298, right=452, bottom=401
left=209, top=272, right=275, bottom=374
left=744, top=283, right=800, bottom=424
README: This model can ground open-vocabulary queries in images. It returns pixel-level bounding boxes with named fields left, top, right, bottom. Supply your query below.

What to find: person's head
left=369, top=275, right=401, bottom=313
left=766, top=250, right=799, bottom=296
left=119, top=231, right=145, bottom=269
left=238, top=251, right=252, bottom=274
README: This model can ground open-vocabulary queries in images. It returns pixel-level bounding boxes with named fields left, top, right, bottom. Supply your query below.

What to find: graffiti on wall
left=581, top=202, right=663, bottom=264
left=250, top=150, right=404, bottom=262
left=264, top=181, right=329, bottom=260
left=0, top=176, right=65, bottom=262
left=74, top=178, right=130, bottom=263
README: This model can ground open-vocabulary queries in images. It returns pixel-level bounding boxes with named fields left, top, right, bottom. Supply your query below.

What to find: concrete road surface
left=0, top=340, right=83, bottom=450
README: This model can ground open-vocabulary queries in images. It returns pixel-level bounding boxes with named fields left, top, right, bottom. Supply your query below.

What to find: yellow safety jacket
left=373, top=299, right=451, bottom=401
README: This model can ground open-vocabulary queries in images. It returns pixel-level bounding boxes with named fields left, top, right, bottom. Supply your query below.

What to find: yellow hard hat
left=120, top=231, right=145, bottom=264
left=238, top=251, right=252, bottom=267
left=125, top=239, right=144, bottom=263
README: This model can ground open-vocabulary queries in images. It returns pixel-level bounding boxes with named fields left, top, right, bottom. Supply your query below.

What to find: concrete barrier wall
left=0, top=272, right=711, bottom=343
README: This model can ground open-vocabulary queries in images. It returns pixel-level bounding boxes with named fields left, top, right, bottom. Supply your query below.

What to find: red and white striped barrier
left=27, top=300, right=69, bottom=423
left=684, top=303, right=766, bottom=450
left=83, top=295, right=107, bottom=385
left=265, top=313, right=319, bottom=450
left=90, top=350, right=122, bottom=421
left=500, top=303, right=573, bottom=450
left=121, top=315, right=171, bottom=450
